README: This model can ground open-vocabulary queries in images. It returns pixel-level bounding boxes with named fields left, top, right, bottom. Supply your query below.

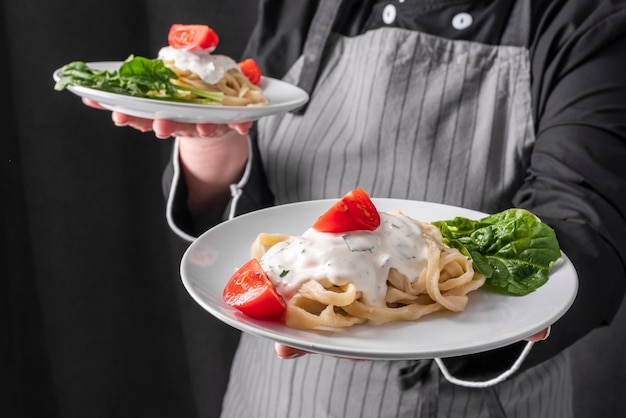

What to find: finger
left=82, top=98, right=105, bottom=110
left=524, top=326, right=551, bottom=342
left=275, top=343, right=308, bottom=360
left=153, top=119, right=208, bottom=138
left=228, top=121, right=253, bottom=135
left=111, top=112, right=154, bottom=133
left=196, top=122, right=252, bottom=137
left=196, top=123, right=229, bottom=138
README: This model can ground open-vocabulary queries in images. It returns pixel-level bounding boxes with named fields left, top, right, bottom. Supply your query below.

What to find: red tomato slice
left=167, top=24, right=219, bottom=51
left=313, top=187, right=381, bottom=233
left=238, top=58, right=262, bottom=85
left=223, top=258, right=286, bottom=318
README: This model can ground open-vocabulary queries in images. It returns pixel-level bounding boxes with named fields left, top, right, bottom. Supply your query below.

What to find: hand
left=523, top=326, right=551, bottom=342
left=274, top=326, right=552, bottom=360
left=81, top=98, right=253, bottom=139
left=275, top=343, right=309, bottom=360
left=274, top=343, right=365, bottom=361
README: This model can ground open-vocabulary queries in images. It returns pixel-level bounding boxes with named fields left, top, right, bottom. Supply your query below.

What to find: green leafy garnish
left=54, top=55, right=224, bottom=104
left=432, top=209, right=561, bottom=296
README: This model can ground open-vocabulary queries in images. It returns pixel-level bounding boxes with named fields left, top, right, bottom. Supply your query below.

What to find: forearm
left=178, top=130, right=250, bottom=218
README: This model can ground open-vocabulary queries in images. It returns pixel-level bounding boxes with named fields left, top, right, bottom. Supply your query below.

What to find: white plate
left=53, top=61, right=309, bottom=123
left=180, top=199, right=578, bottom=360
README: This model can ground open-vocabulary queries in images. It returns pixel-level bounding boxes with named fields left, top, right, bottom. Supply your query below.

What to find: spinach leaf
left=54, top=55, right=224, bottom=104
left=432, top=209, right=561, bottom=296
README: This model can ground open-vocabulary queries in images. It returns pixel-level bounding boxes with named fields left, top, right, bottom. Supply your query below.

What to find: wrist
left=178, top=131, right=250, bottom=215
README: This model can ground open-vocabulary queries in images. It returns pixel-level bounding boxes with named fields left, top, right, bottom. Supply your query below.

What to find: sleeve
left=162, top=129, right=275, bottom=241
left=516, top=5, right=626, bottom=367
left=240, top=0, right=319, bottom=78
left=440, top=3, right=626, bottom=379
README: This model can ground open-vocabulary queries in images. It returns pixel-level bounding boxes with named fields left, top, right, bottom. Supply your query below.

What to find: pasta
left=252, top=211, right=485, bottom=330
left=164, top=61, right=268, bottom=106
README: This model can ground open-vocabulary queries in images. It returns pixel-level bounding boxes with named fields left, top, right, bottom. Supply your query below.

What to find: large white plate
left=53, top=61, right=309, bottom=123
left=180, top=199, right=578, bottom=360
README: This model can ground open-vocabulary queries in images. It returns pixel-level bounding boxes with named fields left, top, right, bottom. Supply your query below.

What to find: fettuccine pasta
left=165, top=62, right=268, bottom=106
left=157, top=45, right=268, bottom=107
left=252, top=210, right=485, bottom=330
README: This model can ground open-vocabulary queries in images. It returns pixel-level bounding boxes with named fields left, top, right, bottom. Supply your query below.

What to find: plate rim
left=180, top=198, right=579, bottom=360
left=53, top=61, right=309, bottom=123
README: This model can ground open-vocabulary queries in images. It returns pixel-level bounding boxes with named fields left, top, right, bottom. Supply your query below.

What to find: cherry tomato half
left=223, top=258, right=286, bottom=318
left=168, top=24, right=219, bottom=51
left=238, top=58, right=262, bottom=85
left=313, top=187, right=381, bottom=233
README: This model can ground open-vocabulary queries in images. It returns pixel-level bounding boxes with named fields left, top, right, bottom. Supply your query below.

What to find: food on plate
left=223, top=188, right=562, bottom=330
left=256, top=211, right=484, bottom=330
left=238, top=58, right=262, bottom=85
left=157, top=24, right=267, bottom=106
left=432, top=208, right=561, bottom=296
left=167, top=23, right=219, bottom=51
left=312, top=186, right=381, bottom=233
left=222, top=258, right=287, bottom=318
left=54, top=24, right=267, bottom=106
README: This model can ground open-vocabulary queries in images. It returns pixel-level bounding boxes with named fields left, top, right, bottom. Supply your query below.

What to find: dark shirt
left=236, top=0, right=626, bottom=376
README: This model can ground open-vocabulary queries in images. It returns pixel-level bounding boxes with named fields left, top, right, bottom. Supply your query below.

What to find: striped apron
left=222, top=0, right=573, bottom=416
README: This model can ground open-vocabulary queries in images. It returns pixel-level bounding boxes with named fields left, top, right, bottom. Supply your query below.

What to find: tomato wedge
left=167, top=24, right=219, bottom=51
left=223, top=258, right=286, bottom=318
left=313, top=187, right=381, bottom=233
left=238, top=58, right=262, bottom=85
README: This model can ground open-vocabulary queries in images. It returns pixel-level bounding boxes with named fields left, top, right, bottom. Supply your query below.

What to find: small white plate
left=53, top=61, right=309, bottom=123
left=180, top=199, right=578, bottom=360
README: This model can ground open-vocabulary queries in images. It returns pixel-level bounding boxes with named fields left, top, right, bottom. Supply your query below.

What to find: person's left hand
left=274, top=326, right=552, bottom=360
left=523, top=326, right=551, bottom=342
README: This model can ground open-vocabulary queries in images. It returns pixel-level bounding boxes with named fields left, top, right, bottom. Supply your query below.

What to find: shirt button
left=382, top=4, right=397, bottom=24
left=452, top=12, right=473, bottom=30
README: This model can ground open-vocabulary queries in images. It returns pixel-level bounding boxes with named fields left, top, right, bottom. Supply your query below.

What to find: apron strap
left=500, top=0, right=531, bottom=47
left=293, top=0, right=345, bottom=113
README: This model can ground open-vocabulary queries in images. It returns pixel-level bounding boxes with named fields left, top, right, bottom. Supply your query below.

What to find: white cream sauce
left=157, top=46, right=239, bottom=84
left=260, top=212, right=428, bottom=306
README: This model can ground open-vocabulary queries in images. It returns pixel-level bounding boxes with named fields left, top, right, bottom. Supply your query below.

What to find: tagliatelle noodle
left=164, top=62, right=268, bottom=106
left=251, top=211, right=486, bottom=330
left=287, top=294, right=368, bottom=329
left=251, top=233, right=291, bottom=261
left=298, top=279, right=359, bottom=307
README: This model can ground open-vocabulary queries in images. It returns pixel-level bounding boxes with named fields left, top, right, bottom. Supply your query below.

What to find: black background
left=5, top=2, right=255, bottom=417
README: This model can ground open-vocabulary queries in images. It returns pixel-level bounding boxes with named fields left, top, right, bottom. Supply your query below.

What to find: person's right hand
left=81, top=98, right=253, bottom=139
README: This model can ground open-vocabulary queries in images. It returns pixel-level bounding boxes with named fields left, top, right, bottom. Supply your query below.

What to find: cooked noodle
left=252, top=211, right=486, bottom=330
left=164, top=61, right=268, bottom=106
